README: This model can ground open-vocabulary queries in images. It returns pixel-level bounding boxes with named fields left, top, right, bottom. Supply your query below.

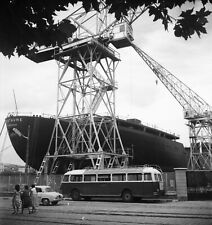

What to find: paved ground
left=0, top=197, right=212, bottom=225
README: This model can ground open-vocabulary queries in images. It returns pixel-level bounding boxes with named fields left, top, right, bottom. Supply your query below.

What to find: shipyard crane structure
left=27, top=2, right=211, bottom=184
left=27, top=1, right=150, bottom=183
left=131, top=43, right=212, bottom=170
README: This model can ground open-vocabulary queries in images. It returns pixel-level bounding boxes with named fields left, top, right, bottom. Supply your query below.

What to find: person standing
left=12, top=184, right=22, bottom=214
left=21, top=185, right=33, bottom=214
left=30, top=184, right=38, bottom=213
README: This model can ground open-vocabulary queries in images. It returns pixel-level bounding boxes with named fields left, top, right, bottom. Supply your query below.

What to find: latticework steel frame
left=131, top=42, right=212, bottom=171
left=187, top=118, right=212, bottom=170
left=42, top=38, right=128, bottom=175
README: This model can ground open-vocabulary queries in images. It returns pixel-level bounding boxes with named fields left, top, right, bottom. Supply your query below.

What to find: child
left=30, top=184, right=38, bottom=213
left=12, top=184, right=22, bottom=214
left=21, top=185, right=33, bottom=214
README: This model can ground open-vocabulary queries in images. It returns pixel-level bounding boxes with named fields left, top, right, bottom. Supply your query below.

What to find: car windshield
left=45, top=187, right=54, bottom=192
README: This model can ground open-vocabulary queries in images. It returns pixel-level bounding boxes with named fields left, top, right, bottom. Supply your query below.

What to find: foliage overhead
left=0, top=0, right=211, bottom=58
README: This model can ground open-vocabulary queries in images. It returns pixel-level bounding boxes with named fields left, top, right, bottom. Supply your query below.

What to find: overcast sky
left=1, top=3, right=212, bottom=165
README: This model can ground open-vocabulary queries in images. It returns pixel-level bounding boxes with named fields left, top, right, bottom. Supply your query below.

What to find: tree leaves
left=81, top=0, right=100, bottom=12
left=0, top=0, right=71, bottom=57
left=174, top=7, right=211, bottom=40
left=0, top=0, right=211, bottom=57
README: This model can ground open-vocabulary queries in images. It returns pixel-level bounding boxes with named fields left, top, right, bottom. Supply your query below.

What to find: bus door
left=154, top=173, right=164, bottom=193
left=142, top=172, right=155, bottom=195
left=158, top=173, right=164, bottom=192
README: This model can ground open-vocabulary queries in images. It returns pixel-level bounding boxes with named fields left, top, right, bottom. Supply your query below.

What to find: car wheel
left=71, top=189, right=80, bottom=201
left=122, top=190, right=133, bottom=202
left=42, top=198, right=50, bottom=206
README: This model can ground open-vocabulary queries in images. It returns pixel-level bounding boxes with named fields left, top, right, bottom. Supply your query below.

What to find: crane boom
left=131, top=42, right=212, bottom=119
left=130, top=42, right=212, bottom=170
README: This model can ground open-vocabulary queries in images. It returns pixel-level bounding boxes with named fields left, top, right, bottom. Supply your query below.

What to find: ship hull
left=5, top=114, right=189, bottom=173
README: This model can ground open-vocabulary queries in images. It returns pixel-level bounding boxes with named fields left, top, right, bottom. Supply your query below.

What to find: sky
left=0, top=3, right=212, bottom=165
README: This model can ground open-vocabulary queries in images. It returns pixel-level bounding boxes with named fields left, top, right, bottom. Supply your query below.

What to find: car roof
left=35, top=185, right=50, bottom=188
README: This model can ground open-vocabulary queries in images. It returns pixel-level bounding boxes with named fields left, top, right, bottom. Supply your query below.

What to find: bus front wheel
left=122, top=190, right=133, bottom=202
left=71, top=189, right=81, bottom=201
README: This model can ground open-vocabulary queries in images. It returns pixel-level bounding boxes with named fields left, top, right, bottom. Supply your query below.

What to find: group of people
left=12, top=184, right=38, bottom=214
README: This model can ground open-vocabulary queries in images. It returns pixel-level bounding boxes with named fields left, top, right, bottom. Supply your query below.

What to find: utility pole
left=13, top=126, right=30, bottom=184
left=25, top=125, right=30, bottom=184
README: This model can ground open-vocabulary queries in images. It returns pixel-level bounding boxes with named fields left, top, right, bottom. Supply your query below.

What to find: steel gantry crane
left=28, top=2, right=150, bottom=183
left=131, top=43, right=212, bottom=170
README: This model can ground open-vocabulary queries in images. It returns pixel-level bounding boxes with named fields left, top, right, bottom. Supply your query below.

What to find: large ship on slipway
left=5, top=113, right=189, bottom=173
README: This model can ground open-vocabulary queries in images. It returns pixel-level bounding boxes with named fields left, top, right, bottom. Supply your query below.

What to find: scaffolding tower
left=27, top=4, right=135, bottom=183
left=47, top=37, right=128, bottom=172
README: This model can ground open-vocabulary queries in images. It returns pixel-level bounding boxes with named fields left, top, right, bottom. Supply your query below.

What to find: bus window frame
left=97, top=174, right=111, bottom=182
left=143, top=173, right=153, bottom=181
left=63, top=174, right=70, bottom=182
left=84, top=174, right=97, bottom=182
left=154, top=173, right=158, bottom=181
left=157, top=173, right=163, bottom=182
left=112, top=173, right=126, bottom=181
left=70, top=174, right=83, bottom=182
left=127, top=173, right=143, bottom=181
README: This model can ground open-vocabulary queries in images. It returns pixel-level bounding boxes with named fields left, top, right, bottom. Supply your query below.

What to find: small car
left=35, top=185, right=63, bottom=206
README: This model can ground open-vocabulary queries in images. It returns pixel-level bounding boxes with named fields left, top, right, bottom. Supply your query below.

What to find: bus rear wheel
left=122, top=190, right=133, bottom=202
left=71, top=189, right=81, bottom=201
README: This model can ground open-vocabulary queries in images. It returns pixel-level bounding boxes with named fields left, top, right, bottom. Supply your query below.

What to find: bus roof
left=64, top=166, right=161, bottom=176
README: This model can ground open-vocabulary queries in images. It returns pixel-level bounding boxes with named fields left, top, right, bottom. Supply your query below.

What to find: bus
left=60, top=166, right=164, bottom=202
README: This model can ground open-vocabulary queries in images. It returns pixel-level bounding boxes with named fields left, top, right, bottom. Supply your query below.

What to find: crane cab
left=110, top=22, right=134, bottom=49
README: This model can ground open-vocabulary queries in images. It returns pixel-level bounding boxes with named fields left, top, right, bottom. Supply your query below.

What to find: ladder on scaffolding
left=95, top=153, right=128, bottom=170
left=95, top=154, right=104, bottom=169
left=34, top=156, right=48, bottom=185
left=67, top=162, right=73, bottom=171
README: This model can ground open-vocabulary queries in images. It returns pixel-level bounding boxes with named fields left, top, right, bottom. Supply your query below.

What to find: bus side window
left=98, top=174, right=111, bottom=181
left=112, top=173, right=126, bottom=181
left=144, top=173, right=152, bottom=181
left=70, top=175, right=82, bottom=182
left=154, top=174, right=158, bottom=181
left=128, top=173, right=142, bottom=181
left=158, top=174, right=163, bottom=182
left=63, top=175, right=69, bottom=182
left=84, top=174, right=96, bottom=182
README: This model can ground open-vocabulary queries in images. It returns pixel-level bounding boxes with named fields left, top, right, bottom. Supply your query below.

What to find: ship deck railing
left=7, top=112, right=180, bottom=140
left=7, top=112, right=56, bottom=119
left=117, top=114, right=180, bottom=140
